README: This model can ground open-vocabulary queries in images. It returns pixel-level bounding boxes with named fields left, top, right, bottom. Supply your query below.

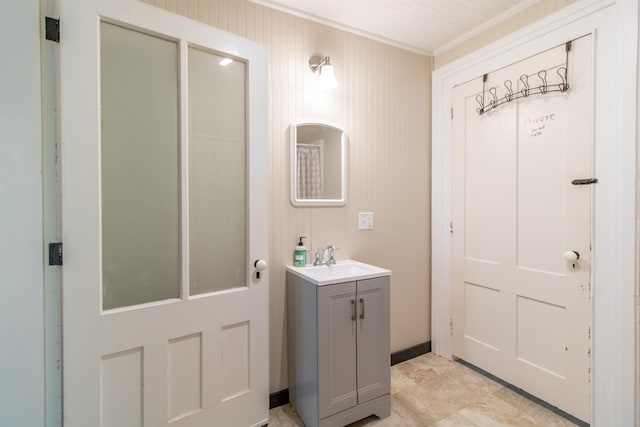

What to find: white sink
left=287, top=260, right=391, bottom=286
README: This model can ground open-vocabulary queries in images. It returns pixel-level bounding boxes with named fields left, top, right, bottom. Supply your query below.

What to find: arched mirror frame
left=290, top=120, right=347, bottom=206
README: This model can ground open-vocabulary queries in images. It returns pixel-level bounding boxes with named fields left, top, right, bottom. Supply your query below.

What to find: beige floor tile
left=269, top=404, right=305, bottom=427
left=435, top=412, right=479, bottom=426
left=398, top=367, right=503, bottom=421
left=490, top=388, right=576, bottom=426
left=268, top=354, right=578, bottom=427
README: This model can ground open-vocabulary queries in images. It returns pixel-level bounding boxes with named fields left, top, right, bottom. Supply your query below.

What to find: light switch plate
left=359, top=212, right=374, bottom=230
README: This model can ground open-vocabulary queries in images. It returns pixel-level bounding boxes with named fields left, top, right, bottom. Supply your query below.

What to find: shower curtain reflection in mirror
left=296, top=140, right=323, bottom=199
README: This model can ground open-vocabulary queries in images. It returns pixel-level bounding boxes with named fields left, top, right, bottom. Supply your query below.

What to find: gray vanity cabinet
left=287, top=273, right=390, bottom=427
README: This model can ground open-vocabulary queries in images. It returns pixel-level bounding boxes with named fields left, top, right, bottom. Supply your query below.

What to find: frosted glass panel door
left=189, top=47, right=246, bottom=295
left=100, top=22, right=179, bottom=310
left=60, top=1, right=268, bottom=425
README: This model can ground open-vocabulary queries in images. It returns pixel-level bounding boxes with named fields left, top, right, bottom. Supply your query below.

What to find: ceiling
left=248, top=0, right=539, bottom=56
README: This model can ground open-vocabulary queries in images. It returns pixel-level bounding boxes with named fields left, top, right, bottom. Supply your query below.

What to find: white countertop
left=286, top=259, right=391, bottom=286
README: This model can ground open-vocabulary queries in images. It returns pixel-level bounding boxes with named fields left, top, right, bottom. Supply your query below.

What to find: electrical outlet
left=358, top=212, right=374, bottom=230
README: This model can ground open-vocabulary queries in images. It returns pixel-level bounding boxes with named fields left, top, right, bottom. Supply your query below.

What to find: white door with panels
left=60, top=1, right=269, bottom=426
left=451, top=35, right=592, bottom=422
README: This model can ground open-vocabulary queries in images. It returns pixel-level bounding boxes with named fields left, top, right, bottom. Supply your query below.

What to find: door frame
left=431, top=0, right=637, bottom=424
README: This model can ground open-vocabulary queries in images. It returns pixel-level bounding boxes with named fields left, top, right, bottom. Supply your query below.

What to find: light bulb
left=318, top=64, right=339, bottom=89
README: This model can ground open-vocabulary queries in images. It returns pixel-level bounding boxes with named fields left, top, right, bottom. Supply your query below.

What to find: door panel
left=463, top=282, right=501, bottom=351
left=167, top=333, right=202, bottom=420
left=517, top=97, right=568, bottom=275
left=464, top=103, right=515, bottom=266
left=60, top=1, right=268, bottom=426
left=452, top=35, right=592, bottom=422
left=515, top=296, right=566, bottom=377
left=318, top=281, right=358, bottom=418
left=356, top=277, right=391, bottom=404
left=101, top=348, right=143, bottom=427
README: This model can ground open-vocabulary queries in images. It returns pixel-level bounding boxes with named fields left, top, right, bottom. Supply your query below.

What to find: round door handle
left=563, top=250, right=580, bottom=262
left=254, top=259, right=267, bottom=279
left=254, top=259, right=267, bottom=271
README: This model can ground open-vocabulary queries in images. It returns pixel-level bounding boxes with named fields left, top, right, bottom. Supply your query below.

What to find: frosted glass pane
left=188, top=47, right=246, bottom=295
left=100, top=22, right=180, bottom=310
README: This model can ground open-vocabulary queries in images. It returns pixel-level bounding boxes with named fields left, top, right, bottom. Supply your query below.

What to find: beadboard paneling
left=142, top=0, right=431, bottom=393
left=434, top=0, right=576, bottom=68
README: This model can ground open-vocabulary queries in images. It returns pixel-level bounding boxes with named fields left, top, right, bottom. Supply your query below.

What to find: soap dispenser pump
left=293, top=236, right=307, bottom=267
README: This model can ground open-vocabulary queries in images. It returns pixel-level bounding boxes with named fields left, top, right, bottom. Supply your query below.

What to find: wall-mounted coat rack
left=476, top=41, right=572, bottom=115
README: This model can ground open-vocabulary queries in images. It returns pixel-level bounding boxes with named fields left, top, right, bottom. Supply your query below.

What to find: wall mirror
left=290, top=121, right=347, bottom=206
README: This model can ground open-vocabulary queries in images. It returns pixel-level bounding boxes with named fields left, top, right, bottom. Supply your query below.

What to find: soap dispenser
left=293, top=236, right=307, bottom=267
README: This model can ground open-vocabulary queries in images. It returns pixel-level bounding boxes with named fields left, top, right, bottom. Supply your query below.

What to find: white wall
left=0, top=1, right=46, bottom=426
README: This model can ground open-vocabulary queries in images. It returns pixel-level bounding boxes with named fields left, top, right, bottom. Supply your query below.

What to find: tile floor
left=268, top=353, right=578, bottom=426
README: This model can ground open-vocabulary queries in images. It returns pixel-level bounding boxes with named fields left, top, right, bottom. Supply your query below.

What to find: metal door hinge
left=45, top=17, right=60, bottom=43
left=449, top=318, right=454, bottom=335
left=449, top=222, right=453, bottom=234
left=450, top=107, right=454, bottom=120
left=49, top=242, right=63, bottom=266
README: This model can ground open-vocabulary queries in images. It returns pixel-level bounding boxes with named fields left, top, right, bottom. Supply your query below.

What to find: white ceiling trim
left=432, top=0, right=540, bottom=56
left=248, top=0, right=434, bottom=56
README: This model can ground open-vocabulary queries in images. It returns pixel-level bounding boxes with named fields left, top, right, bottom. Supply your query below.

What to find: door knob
left=563, top=250, right=580, bottom=262
left=254, top=259, right=267, bottom=279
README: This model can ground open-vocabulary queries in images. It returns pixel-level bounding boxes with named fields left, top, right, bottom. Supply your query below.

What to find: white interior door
left=60, top=1, right=269, bottom=426
left=451, top=35, right=592, bottom=422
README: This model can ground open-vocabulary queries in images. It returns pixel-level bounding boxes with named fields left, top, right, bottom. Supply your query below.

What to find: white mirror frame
left=290, top=120, right=347, bottom=206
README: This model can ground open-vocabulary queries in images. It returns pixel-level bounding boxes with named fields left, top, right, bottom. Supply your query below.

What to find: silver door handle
left=359, top=298, right=365, bottom=320
left=351, top=299, right=356, bottom=321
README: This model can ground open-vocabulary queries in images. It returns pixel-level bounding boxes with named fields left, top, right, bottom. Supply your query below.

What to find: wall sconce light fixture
left=309, top=56, right=339, bottom=89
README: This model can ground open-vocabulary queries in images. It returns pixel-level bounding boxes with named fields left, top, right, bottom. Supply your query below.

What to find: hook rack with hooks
left=475, top=41, right=572, bottom=116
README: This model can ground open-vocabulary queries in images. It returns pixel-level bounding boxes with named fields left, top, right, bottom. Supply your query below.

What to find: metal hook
left=504, top=80, right=513, bottom=102
left=475, top=94, right=484, bottom=114
left=537, top=70, right=547, bottom=94
left=520, top=74, right=529, bottom=97
left=488, top=87, right=498, bottom=108
left=557, top=67, right=569, bottom=91
left=476, top=40, right=572, bottom=116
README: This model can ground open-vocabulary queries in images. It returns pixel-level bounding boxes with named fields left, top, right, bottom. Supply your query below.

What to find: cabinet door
left=318, top=281, right=358, bottom=418
left=356, top=277, right=391, bottom=403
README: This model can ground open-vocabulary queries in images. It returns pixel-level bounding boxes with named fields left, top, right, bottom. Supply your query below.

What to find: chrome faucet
left=313, top=245, right=338, bottom=266
left=325, top=245, right=337, bottom=265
